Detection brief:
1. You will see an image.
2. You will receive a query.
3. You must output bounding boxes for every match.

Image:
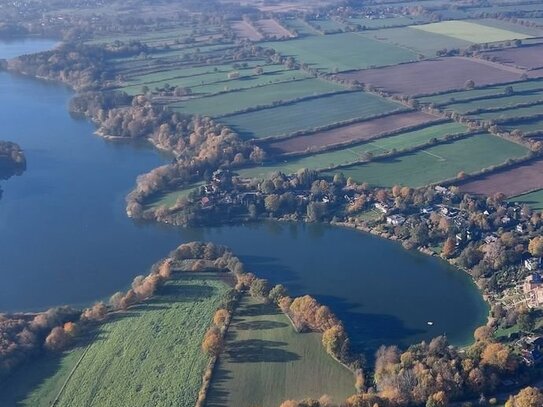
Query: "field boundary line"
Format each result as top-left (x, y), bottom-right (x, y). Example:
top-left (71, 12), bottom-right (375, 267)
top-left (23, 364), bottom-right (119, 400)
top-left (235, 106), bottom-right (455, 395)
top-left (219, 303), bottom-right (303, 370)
top-left (51, 331), bottom-right (99, 406)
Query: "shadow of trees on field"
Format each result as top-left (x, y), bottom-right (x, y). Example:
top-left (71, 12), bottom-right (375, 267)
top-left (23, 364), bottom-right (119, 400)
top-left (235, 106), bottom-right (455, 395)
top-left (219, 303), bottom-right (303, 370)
top-left (226, 339), bottom-right (300, 363)
top-left (236, 320), bottom-right (287, 331)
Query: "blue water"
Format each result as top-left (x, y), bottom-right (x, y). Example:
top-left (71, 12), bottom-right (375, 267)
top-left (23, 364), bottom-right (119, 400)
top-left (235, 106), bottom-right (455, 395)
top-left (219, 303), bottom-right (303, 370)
top-left (0, 39), bottom-right (487, 352)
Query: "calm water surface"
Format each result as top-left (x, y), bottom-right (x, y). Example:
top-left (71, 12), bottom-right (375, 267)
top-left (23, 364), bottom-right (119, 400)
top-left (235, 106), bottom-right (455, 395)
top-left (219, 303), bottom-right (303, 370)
top-left (0, 40), bottom-right (487, 353)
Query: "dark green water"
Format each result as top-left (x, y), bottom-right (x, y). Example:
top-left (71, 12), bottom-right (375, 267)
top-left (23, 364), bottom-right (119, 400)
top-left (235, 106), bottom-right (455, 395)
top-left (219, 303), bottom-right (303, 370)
top-left (0, 40), bottom-right (487, 353)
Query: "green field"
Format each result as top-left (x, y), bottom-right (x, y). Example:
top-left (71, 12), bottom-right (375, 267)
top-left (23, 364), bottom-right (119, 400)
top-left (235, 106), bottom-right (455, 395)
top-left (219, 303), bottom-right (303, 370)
top-left (443, 90), bottom-right (543, 114)
top-left (145, 181), bottom-right (205, 210)
top-left (0, 274), bottom-right (230, 407)
top-left (264, 32), bottom-right (417, 72)
top-left (472, 103), bottom-right (543, 121)
top-left (510, 189), bottom-right (543, 211)
top-left (122, 63), bottom-right (296, 96)
top-left (504, 117), bottom-right (543, 134)
top-left (236, 122), bottom-right (468, 179)
top-left (347, 16), bottom-right (425, 29)
top-left (411, 20), bottom-right (532, 43)
top-left (171, 78), bottom-right (345, 117)
top-left (417, 79), bottom-right (543, 105)
top-left (360, 26), bottom-right (472, 56)
top-left (323, 133), bottom-right (529, 187)
top-left (281, 18), bottom-right (321, 36)
top-left (309, 18), bottom-right (346, 33)
top-left (222, 92), bottom-right (403, 139)
top-left (206, 296), bottom-right (355, 407)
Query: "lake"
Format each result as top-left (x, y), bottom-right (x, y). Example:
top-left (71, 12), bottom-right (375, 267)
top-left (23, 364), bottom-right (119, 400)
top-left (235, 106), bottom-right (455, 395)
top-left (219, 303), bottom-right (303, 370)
top-left (0, 39), bottom-right (487, 353)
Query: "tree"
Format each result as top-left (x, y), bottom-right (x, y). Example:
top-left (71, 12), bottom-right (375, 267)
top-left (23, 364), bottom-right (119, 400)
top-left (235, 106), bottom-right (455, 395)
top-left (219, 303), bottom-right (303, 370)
top-left (265, 194), bottom-right (281, 214)
top-left (322, 325), bottom-right (346, 357)
top-left (506, 387), bottom-right (543, 407)
top-left (442, 237), bottom-right (456, 258)
top-left (268, 284), bottom-right (288, 303)
top-left (474, 325), bottom-right (492, 342)
top-left (481, 342), bottom-right (516, 372)
top-left (464, 79), bottom-right (475, 89)
top-left (528, 236), bottom-right (543, 257)
top-left (202, 327), bottom-right (222, 357)
top-left (426, 391), bottom-right (448, 407)
top-left (307, 202), bottom-right (326, 222)
top-left (45, 326), bottom-right (70, 351)
top-left (249, 278), bottom-right (269, 299)
top-left (213, 309), bottom-right (229, 326)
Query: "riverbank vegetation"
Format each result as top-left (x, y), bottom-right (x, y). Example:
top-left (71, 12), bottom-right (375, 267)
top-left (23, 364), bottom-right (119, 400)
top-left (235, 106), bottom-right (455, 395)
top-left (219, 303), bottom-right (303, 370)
top-left (4, 0), bottom-right (543, 405)
top-left (0, 140), bottom-right (26, 199)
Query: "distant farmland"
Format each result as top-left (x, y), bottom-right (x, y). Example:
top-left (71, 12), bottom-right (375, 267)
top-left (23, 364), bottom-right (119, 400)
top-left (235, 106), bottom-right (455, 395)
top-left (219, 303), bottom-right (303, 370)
top-left (170, 78), bottom-right (344, 117)
top-left (481, 44), bottom-right (543, 70)
top-left (338, 57), bottom-right (527, 96)
top-left (323, 134), bottom-right (528, 187)
top-left (222, 91), bottom-right (403, 139)
top-left (263, 32), bottom-right (417, 72)
top-left (206, 297), bottom-right (354, 407)
top-left (266, 111), bottom-right (443, 154)
top-left (236, 121), bottom-right (469, 179)
top-left (458, 158), bottom-right (543, 197)
top-left (232, 21), bottom-right (263, 41)
top-left (360, 26), bottom-right (472, 56)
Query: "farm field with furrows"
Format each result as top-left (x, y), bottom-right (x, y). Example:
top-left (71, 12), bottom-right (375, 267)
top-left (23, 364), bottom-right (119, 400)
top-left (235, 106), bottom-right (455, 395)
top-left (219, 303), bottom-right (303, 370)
top-left (417, 79), bottom-right (543, 105)
top-left (263, 33), bottom-right (418, 72)
top-left (236, 121), bottom-right (470, 179)
top-left (481, 44), bottom-right (543, 70)
top-left (266, 111), bottom-right (446, 154)
top-left (221, 91), bottom-right (404, 139)
top-left (458, 158), bottom-right (543, 197)
top-left (337, 57), bottom-right (528, 96)
top-left (441, 89), bottom-right (543, 114)
top-left (122, 63), bottom-right (298, 96)
top-left (170, 78), bottom-right (345, 117)
top-left (205, 296), bottom-right (355, 407)
top-left (0, 274), bottom-right (230, 407)
top-left (322, 134), bottom-right (529, 187)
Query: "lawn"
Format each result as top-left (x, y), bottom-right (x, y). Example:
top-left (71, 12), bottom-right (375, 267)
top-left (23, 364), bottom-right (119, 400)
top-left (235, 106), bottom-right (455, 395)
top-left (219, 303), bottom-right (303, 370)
top-left (206, 296), bottom-right (355, 407)
top-left (236, 121), bottom-right (468, 179)
top-left (323, 133), bottom-right (529, 187)
top-left (411, 20), bottom-right (532, 43)
top-left (0, 274), bottom-right (230, 407)
top-left (144, 181), bottom-right (205, 210)
top-left (222, 91), bottom-right (403, 139)
top-left (170, 78), bottom-right (345, 117)
top-left (263, 32), bottom-right (417, 72)
top-left (510, 189), bottom-right (543, 211)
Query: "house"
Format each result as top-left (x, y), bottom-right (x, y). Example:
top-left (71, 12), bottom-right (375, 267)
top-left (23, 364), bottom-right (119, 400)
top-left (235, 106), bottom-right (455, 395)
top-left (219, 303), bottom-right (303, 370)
top-left (484, 235), bottom-right (498, 244)
top-left (517, 224), bottom-right (527, 233)
top-left (374, 202), bottom-right (390, 214)
top-left (386, 214), bottom-right (405, 226)
top-left (420, 206), bottom-right (434, 215)
top-left (525, 257), bottom-right (542, 271)
top-left (523, 273), bottom-right (543, 307)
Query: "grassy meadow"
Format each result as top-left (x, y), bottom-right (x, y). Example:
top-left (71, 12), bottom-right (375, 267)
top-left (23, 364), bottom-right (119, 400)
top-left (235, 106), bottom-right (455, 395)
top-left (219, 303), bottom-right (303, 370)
top-left (171, 78), bottom-right (345, 117)
top-left (323, 133), bottom-right (529, 187)
top-left (206, 296), bottom-right (355, 407)
top-left (0, 274), bottom-right (230, 407)
top-left (510, 189), bottom-right (543, 211)
top-left (264, 32), bottom-right (417, 72)
top-left (222, 91), bottom-right (403, 139)
top-left (236, 122), bottom-right (468, 179)
top-left (411, 20), bottom-right (532, 43)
